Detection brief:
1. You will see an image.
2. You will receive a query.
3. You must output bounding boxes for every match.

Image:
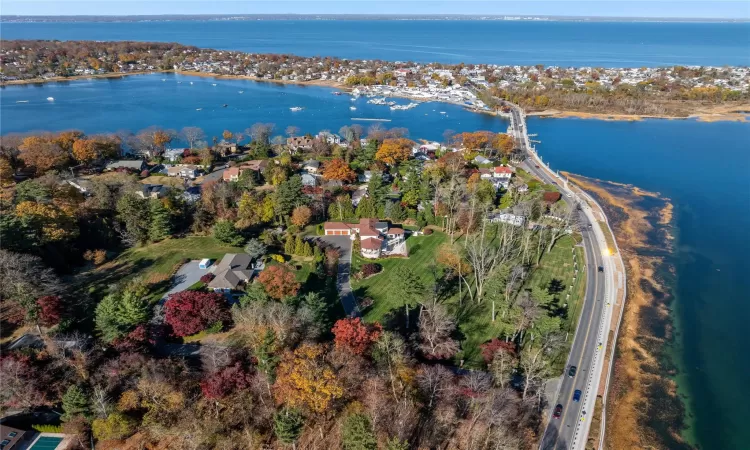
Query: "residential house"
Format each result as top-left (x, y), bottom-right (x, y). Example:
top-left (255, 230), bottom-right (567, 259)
top-left (301, 173), bottom-right (318, 187)
top-left (0, 425), bottom-right (28, 450)
top-left (208, 253), bottom-right (253, 292)
top-left (136, 184), bottom-right (168, 199)
top-left (316, 132), bottom-right (342, 145)
top-left (302, 160), bottom-right (321, 174)
top-left (474, 155), bottom-right (492, 165)
top-left (287, 136), bottom-right (314, 152)
top-left (106, 160), bottom-right (146, 172)
top-left (323, 218), bottom-right (406, 258)
top-left (164, 148), bottom-right (188, 162)
top-left (167, 165), bottom-right (202, 179)
top-left (216, 141), bottom-right (238, 156)
top-left (489, 212), bottom-right (526, 227)
top-left (222, 160), bottom-right (269, 182)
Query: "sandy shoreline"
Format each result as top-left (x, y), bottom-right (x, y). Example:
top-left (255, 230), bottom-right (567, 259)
top-left (3, 71), bottom-right (748, 123)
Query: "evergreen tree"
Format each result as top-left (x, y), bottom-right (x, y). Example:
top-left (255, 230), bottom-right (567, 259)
top-left (355, 196), bottom-right (376, 219)
top-left (328, 194), bottom-right (355, 221)
top-left (95, 293), bottom-right (123, 343)
top-left (213, 220), bottom-right (244, 246)
top-left (273, 408), bottom-right (304, 447)
top-left (149, 199), bottom-right (172, 242)
top-left (256, 329), bottom-right (280, 382)
top-left (239, 283), bottom-right (270, 306)
top-left (342, 413), bottom-right (377, 450)
top-left (117, 289), bottom-right (151, 328)
top-left (389, 201), bottom-right (406, 222)
top-left (385, 438), bottom-right (409, 450)
top-left (301, 292), bottom-right (332, 334)
top-left (62, 384), bottom-right (91, 421)
top-left (294, 235), bottom-right (304, 256)
top-left (95, 287), bottom-right (150, 343)
top-left (313, 245), bottom-right (323, 262)
top-left (116, 193), bottom-right (150, 244)
top-left (302, 241), bottom-right (313, 257)
top-left (367, 172), bottom-right (389, 207)
top-left (284, 234), bottom-right (295, 255)
top-left (275, 175), bottom-right (308, 218)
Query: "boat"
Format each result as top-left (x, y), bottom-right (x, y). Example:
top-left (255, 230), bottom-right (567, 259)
top-left (189, 82), bottom-right (194, 85)
top-left (290, 107), bottom-right (304, 112)
top-left (440, 111), bottom-right (446, 114)
top-left (212, 83), bottom-right (217, 86)
top-left (162, 78), bottom-right (166, 81)
top-left (238, 90), bottom-right (244, 94)
top-left (222, 104), bottom-right (228, 107)
top-left (350, 97), bottom-right (357, 101)
top-left (16, 100), bottom-right (29, 103)
top-left (178, 81), bottom-right (182, 84)
top-left (332, 92), bottom-right (342, 95)
top-left (196, 108), bottom-right (202, 111)
top-left (351, 118), bottom-right (391, 122)
top-left (350, 106), bottom-right (357, 111)
top-left (46, 97), bottom-right (54, 101)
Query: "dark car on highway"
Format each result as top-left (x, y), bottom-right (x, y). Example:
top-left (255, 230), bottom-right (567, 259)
top-left (553, 404), bottom-right (563, 419)
top-left (568, 366), bottom-right (577, 377)
top-left (598, 266), bottom-right (604, 273)
top-left (573, 389), bottom-right (582, 402)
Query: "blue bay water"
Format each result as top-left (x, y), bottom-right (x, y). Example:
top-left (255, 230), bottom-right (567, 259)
top-left (2, 20), bottom-right (749, 67)
top-left (2, 71), bottom-right (750, 449)
top-left (531, 118), bottom-right (750, 450)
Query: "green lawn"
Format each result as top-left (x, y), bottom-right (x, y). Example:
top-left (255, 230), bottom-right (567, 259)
top-left (75, 236), bottom-right (244, 300)
top-left (354, 232), bottom-right (449, 322)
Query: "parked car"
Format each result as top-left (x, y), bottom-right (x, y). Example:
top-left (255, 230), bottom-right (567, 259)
top-left (568, 365), bottom-right (577, 378)
top-left (553, 404), bottom-right (563, 419)
top-left (573, 389), bottom-right (582, 402)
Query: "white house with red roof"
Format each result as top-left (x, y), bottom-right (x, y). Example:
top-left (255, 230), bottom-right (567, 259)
top-left (323, 218), bottom-right (406, 258)
top-left (478, 165), bottom-right (514, 190)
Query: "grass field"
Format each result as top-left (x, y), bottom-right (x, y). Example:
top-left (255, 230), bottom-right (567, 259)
top-left (75, 236), bottom-right (244, 300)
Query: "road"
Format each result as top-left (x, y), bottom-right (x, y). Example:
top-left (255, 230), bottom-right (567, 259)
top-left (317, 235), bottom-right (358, 316)
top-left (504, 101), bottom-right (615, 449)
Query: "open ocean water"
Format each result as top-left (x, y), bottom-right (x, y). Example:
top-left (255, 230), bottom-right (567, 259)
top-left (2, 19), bottom-right (750, 449)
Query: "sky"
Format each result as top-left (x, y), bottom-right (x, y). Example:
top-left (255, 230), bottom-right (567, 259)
top-left (2, 0), bottom-right (749, 19)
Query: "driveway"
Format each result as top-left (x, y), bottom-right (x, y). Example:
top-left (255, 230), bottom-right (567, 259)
top-left (317, 235), bottom-right (358, 317)
top-left (159, 260), bottom-right (215, 305)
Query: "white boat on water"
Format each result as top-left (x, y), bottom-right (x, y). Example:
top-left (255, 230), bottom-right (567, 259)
top-left (212, 83), bottom-right (217, 86)
top-left (196, 108), bottom-right (202, 111)
top-left (16, 100), bottom-right (29, 103)
top-left (440, 111), bottom-right (446, 114)
top-left (190, 82), bottom-right (194, 85)
top-left (46, 97), bottom-right (54, 101)
top-left (238, 90), bottom-right (244, 94)
top-left (350, 106), bottom-right (357, 111)
top-left (162, 79), bottom-right (166, 81)
top-left (290, 107), bottom-right (304, 112)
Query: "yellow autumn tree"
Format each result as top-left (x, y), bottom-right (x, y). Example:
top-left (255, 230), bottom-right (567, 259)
top-left (72, 139), bottom-right (98, 163)
top-left (15, 201), bottom-right (78, 242)
top-left (273, 343), bottom-right (344, 414)
top-left (375, 138), bottom-right (414, 165)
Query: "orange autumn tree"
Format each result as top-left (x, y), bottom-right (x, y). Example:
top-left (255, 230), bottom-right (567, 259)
top-left (258, 264), bottom-right (300, 300)
top-left (493, 133), bottom-right (516, 156)
top-left (18, 136), bottom-right (69, 174)
top-left (322, 158), bottom-right (356, 183)
top-left (291, 206), bottom-right (312, 227)
top-left (273, 343), bottom-right (344, 414)
top-left (54, 130), bottom-right (84, 153)
top-left (72, 139), bottom-right (98, 163)
top-left (15, 201), bottom-right (78, 242)
top-left (375, 138), bottom-right (414, 165)
top-left (454, 131), bottom-right (491, 151)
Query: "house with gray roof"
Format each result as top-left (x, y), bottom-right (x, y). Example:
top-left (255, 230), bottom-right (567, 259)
top-left (106, 160), bottom-right (146, 172)
top-left (208, 253), bottom-right (253, 292)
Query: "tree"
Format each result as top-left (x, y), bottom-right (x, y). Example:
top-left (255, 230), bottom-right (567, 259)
top-left (15, 200), bottom-right (78, 243)
top-left (375, 138), bottom-right (413, 165)
top-left (36, 295), bottom-right (62, 326)
top-left (328, 194), bottom-right (355, 221)
top-left (301, 292), bottom-right (332, 334)
top-left (213, 220), bottom-right (244, 246)
top-left (392, 267), bottom-right (424, 328)
top-left (92, 412), bottom-right (136, 441)
top-left (416, 364), bottom-right (453, 409)
top-left (116, 193), bottom-right (150, 245)
top-left (294, 235), bottom-right (305, 256)
top-left (355, 196), bottom-right (376, 219)
top-left (275, 175), bottom-right (308, 219)
top-left (436, 243), bottom-right (473, 303)
top-left (148, 199), bottom-right (172, 242)
top-left (285, 126), bottom-right (300, 138)
top-left (342, 413), bottom-right (377, 450)
top-left (95, 287), bottom-right (151, 342)
top-left (273, 343), bottom-right (343, 414)
top-left (18, 136), bottom-right (68, 174)
top-left (417, 303), bottom-right (459, 360)
top-left (291, 205), bottom-right (312, 228)
top-left (71, 139), bottom-right (98, 163)
top-left (164, 291), bottom-right (229, 337)
top-left (322, 158), bottom-right (356, 182)
top-left (222, 130), bottom-right (233, 141)
top-left (248, 122), bottom-right (275, 146)
top-left (62, 385), bottom-right (91, 421)
top-left (244, 238), bottom-right (267, 260)
top-left (332, 318), bottom-right (382, 355)
top-left (200, 362), bottom-right (253, 400)
top-left (274, 408), bottom-right (304, 448)
top-left (258, 265), bottom-right (300, 300)
top-left (180, 126), bottom-right (205, 149)
top-left (0, 250), bottom-right (63, 320)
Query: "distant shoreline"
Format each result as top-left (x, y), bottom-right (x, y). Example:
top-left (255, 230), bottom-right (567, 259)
top-left (3, 70), bottom-right (748, 123)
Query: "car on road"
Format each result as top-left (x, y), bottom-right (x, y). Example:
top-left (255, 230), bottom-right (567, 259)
top-left (573, 389), bottom-right (582, 402)
top-left (588, 223), bottom-right (593, 228)
top-left (598, 266), bottom-right (604, 273)
top-left (568, 366), bottom-right (577, 378)
top-left (553, 404), bottom-right (563, 419)
top-left (535, 164), bottom-right (540, 168)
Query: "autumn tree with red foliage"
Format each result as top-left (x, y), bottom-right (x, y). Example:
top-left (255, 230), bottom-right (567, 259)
top-left (36, 295), bottom-right (62, 326)
top-left (111, 325), bottom-right (154, 353)
top-left (332, 318), bottom-right (382, 355)
top-left (258, 265), bottom-right (300, 300)
top-left (480, 338), bottom-right (516, 363)
top-left (164, 291), bottom-right (229, 337)
top-left (200, 362), bottom-right (253, 400)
